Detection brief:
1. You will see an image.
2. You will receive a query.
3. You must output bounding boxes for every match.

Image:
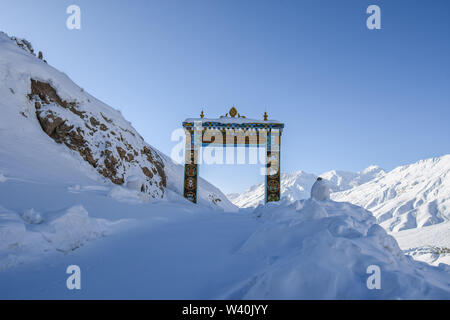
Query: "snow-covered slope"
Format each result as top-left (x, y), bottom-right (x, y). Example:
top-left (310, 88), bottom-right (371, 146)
top-left (333, 155), bottom-right (450, 231)
top-left (229, 171), bottom-right (317, 208)
top-left (0, 31), bottom-right (234, 210)
top-left (392, 221), bottom-right (450, 266)
top-left (1, 183), bottom-right (449, 299)
top-left (321, 165), bottom-right (385, 192)
top-left (230, 166), bottom-right (384, 208)
top-left (224, 199), bottom-right (450, 299)
top-left (232, 155), bottom-right (449, 233)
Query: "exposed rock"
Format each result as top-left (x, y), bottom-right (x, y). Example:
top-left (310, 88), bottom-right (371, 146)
top-left (11, 37), bottom-right (34, 55)
top-left (28, 79), bottom-right (166, 197)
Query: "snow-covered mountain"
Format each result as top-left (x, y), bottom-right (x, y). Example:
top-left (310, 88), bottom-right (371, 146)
top-left (334, 155), bottom-right (450, 232)
top-left (231, 156), bottom-right (450, 232)
top-left (230, 166), bottom-right (385, 208)
top-left (0, 31), bottom-right (235, 211)
top-left (229, 171), bottom-right (317, 208)
top-left (321, 165), bottom-right (385, 192)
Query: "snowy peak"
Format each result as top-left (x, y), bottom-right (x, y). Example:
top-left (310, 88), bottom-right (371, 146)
top-left (334, 155), bottom-right (450, 231)
top-left (230, 166), bottom-right (385, 208)
top-left (230, 170), bottom-right (318, 208)
top-left (320, 165), bottom-right (385, 192)
top-left (230, 155), bottom-right (450, 232)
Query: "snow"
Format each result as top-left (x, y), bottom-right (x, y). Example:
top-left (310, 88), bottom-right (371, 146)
top-left (0, 198), bottom-right (128, 270)
top-left (22, 208), bottom-right (43, 224)
top-left (0, 206), bottom-right (27, 251)
top-left (40, 205), bottom-right (116, 253)
top-left (223, 199), bottom-right (450, 299)
top-left (310, 178), bottom-right (331, 201)
top-left (230, 166), bottom-right (383, 208)
top-left (334, 155), bottom-right (450, 231)
top-left (231, 171), bottom-right (318, 208)
top-left (1, 181), bottom-right (449, 298)
top-left (231, 156), bottom-right (450, 232)
top-left (0, 31), bottom-right (235, 211)
top-left (392, 221), bottom-right (450, 266)
top-left (230, 156), bottom-right (450, 268)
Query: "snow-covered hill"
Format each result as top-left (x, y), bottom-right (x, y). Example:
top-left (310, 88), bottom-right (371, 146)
top-left (223, 199), bottom-right (450, 299)
top-left (230, 166), bottom-right (384, 208)
top-left (229, 171), bottom-right (317, 208)
top-left (1, 188), bottom-right (449, 299)
top-left (334, 155), bottom-right (450, 232)
top-left (321, 165), bottom-right (385, 192)
top-left (0, 31), bottom-right (234, 211)
top-left (392, 221), bottom-right (450, 266)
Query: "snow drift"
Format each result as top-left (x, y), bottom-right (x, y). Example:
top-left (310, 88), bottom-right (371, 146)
top-left (0, 204), bottom-right (124, 270)
top-left (225, 199), bottom-right (450, 299)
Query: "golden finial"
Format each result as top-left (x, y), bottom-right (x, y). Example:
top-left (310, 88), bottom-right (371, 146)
top-left (200, 110), bottom-right (204, 118)
top-left (229, 106), bottom-right (237, 118)
top-left (264, 111), bottom-right (268, 121)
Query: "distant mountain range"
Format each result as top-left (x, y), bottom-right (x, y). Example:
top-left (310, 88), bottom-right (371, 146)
top-left (228, 155), bottom-right (450, 231)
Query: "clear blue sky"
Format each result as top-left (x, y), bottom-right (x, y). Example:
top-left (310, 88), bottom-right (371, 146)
top-left (1, 0), bottom-right (449, 194)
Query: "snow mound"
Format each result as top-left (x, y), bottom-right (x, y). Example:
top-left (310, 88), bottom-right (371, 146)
top-left (41, 205), bottom-right (110, 252)
top-left (0, 206), bottom-right (26, 251)
top-left (311, 178), bottom-right (331, 201)
top-left (109, 185), bottom-right (150, 204)
top-left (0, 204), bottom-right (127, 269)
top-left (227, 199), bottom-right (450, 299)
top-left (22, 208), bottom-right (43, 224)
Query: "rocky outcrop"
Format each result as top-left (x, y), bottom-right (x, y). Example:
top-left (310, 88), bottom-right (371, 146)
top-left (28, 79), bottom-right (166, 198)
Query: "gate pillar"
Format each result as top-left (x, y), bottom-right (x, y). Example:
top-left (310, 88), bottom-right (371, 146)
top-left (183, 127), bottom-right (199, 203)
top-left (265, 129), bottom-right (281, 203)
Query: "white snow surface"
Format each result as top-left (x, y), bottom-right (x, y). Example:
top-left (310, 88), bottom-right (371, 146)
top-left (391, 221), bottom-right (450, 266)
top-left (1, 184), bottom-right (449, 299)
top-left (333, 155), bottom-right (450, 232)
top-left (223, 199), bottom-right (450, 299)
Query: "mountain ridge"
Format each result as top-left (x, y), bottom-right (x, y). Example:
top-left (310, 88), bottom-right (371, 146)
top-left (229, 155), bottom-right (450, 232)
